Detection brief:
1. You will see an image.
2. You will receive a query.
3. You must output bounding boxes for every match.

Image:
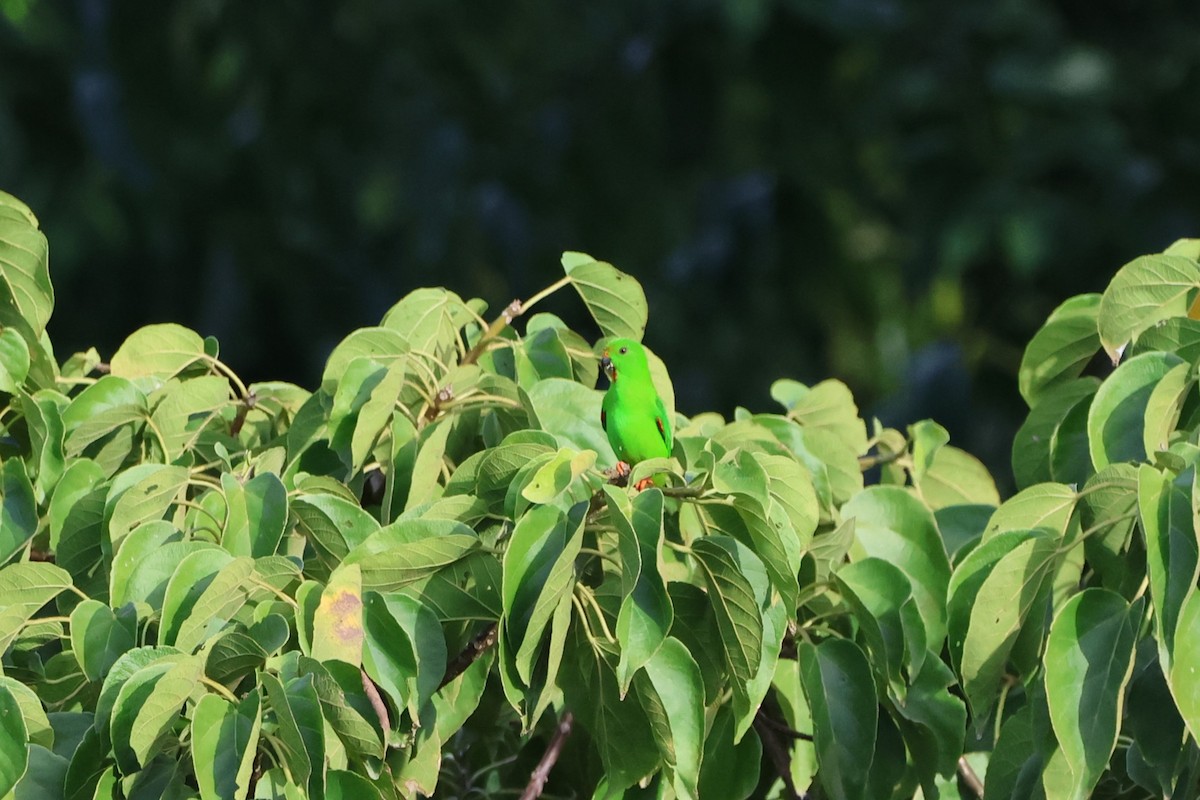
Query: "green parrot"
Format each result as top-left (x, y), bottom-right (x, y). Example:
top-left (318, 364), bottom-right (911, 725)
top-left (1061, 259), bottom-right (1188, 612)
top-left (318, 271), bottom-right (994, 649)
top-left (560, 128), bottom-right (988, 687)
top-left (600, 338), bottom-right (672, 483)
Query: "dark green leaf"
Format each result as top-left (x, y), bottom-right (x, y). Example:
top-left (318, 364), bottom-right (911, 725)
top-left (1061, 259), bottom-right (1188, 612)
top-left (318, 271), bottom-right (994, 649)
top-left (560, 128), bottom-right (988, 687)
top-left (798, 638), bottom-right (877, 800)
top-left (70, 600), bottom-right (136, 683)
top-left (1139, 464), bottom-right (1198, 670)
top-left (1045, 589), bottom-right (1139, 799)
top-left (843, 486), bottom-right (951, 650)
top-left (1020, 293), bottom-right (1101, 406)
top-left (1087, 351), bottom-right (1184, 469)
top-left (0, 458), bottom-right (37, 563)
top-left (191, 690), bottom-right (261, 800)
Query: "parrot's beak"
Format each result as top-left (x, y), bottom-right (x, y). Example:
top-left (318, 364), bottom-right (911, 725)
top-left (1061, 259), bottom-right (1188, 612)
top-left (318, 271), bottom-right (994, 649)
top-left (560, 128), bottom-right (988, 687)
top-left (601, 355), bottom-right (615, 382)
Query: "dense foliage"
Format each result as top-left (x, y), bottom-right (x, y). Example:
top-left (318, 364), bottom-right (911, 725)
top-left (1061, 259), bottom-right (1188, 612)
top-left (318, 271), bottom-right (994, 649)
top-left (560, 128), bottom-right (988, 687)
top-left (5, 2), bottom-right (1200, 484)
top-left (4, 185), bottom-right (1200, 800)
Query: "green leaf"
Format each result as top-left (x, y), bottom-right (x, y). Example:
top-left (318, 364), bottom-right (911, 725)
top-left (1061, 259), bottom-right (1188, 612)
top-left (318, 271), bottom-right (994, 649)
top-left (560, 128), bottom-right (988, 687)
top-left (1087, 350), bottom-right (1184, 469)
top-left (1079, 465), bottom-right (1140, 594)
top-left (0, 458), bottom-right (37, 563)
top-left (1012, 378), bottom-right (1098, 489)
top-left (909, 419), bottom-right (950, 480)
top-left (109, 524), bottom-right (208, 608)
top-left (758, 453), bottom-right (819, 551)
top-left (110, 323), bottom-right (208, 380)
top-left (605, 487), bottom-right (672, 693)
top-left (914, 445), bottom-right (1000, 509)
top-left (0, 679), bottom-right (50, 750)
top-left (890, 655), bottom-right (967, 787)
top-left (171, 556), bottom-right (256, 653)
top-left (311, 563), bottom-right (364, 665)
top-left (328, 358), bottom-right (405, 475)
top-left (502, 504), bottom-right (583, 704)
top-left (147, 375), bottom-right (230, 460)
top-left (1168, 590), bottom-right (1200, 745)
top-left (326, 769), bottom-right (384, 800)
top-left (381, 286), bottom-right (474, 360)
top-left (563, 252), bottom-right (648, 341)
top-left (697, 705), bottom-right (762, 800)
top-left (93, 646), bottom-right (186, 744)
top-left (111, 655), bottom-right (203, 773)
top-left (372, 593), bottom-right (446, 721)
top-left (834, 557), bottom-right (925, 696)
top-left (1045, 589), bottom-right (1139, 800)
top-left (106, 465), bottom-right (189, 549)
top-left (361, 591), bottom-right (418, 718)
top-left (1143, 359), bottom-right (1194, 455)
top-left (844, 486), bottom-right (951, 650)
top-left (798, 638), bottom-right (877, 800)
top-left (636, 637), bottom-right (705, 800)
top-left (0, 682), bottom-right (29, 797)
top-left (1132, 316), bottom-right (1200, 363)
top-left (521, 447), bottom-right (597, 505)
top-left (0, 326), bottom-right (30, 393)
top-left (220, 471), bottom-right (287, 557)
top-left (156, 549), bottom-right (235, 648)
top-left (1098, 254), bottom-right (1200, 362)
top-left (524, 378), bottom-right (615, 460)
top-left (952, 530), bottom-right (1057, 721)
top-left (291, 657), bottom-right (383, 761)
top-left (343, 518), bottom-right (480, 593)
top-left (22, 389), bottom-right (68, 500)
top-left (0, 190), bottom-right (53, 341)
top-left (61, 375), bottom-right (147, 457)
top-left (206, 617), bottom-right (289, 684)
top-left (320, 327), bottom-right (409, 391)
top-left (0, 561), bottom-right (72, 612)
top-left (770, 658), bottom-right (818, 793)
top-left (63, 725), bottom-right (110, 800)
top-left (713, 448), bottom-right (770, 507)
top-left (70, 600), bottom-right (136, 682)
top-left (983, 482), bottom-right (1078, 543)
top-left (690, 537), bottom-right (765, 703)
top-left (1125, 643), bottom-right (1186, 796)
top-left (774, 378), bottom-right (869, 455)
top-left (559, 624), bottom-right (660, 791)
top-left (260, 673), bottom-right (314, 795)
top-left (1139, 464), bottom-right (1198, 670)
top-left (293, 492), bottom-right (381, 574)
top-left (1020, 293), bottom-right (1101, 406)
top-left (191, 691), bottom-right (261, 800)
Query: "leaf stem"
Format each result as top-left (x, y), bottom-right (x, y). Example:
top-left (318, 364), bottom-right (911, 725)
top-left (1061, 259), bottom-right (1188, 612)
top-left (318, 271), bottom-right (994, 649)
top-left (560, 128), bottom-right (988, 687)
top-left (518, 710), bottom-right (574, 800)
top-left (958, 755), bottom-right (985, 799)
top-left (201, 676), bottom-right (239, 703)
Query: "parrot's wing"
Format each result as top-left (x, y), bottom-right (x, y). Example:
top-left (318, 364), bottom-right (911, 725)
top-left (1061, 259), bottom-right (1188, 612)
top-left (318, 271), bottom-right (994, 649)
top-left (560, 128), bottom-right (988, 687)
top-left (601, 408), bottom-right (607, 431)
top-left (653, 395), bottom-right (672, 449)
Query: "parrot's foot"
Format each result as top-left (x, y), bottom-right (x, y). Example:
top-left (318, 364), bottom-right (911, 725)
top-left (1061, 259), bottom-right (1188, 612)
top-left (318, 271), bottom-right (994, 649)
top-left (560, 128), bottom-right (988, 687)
top-left (633, 477), bottom-right (656, 491)
top-left (606, 461), bottom-right (632, 486)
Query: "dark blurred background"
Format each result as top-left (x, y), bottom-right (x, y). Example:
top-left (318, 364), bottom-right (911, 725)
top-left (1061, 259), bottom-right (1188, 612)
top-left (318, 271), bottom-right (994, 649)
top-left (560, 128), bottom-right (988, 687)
top-left (3, 0), bottom-right (1200, 489)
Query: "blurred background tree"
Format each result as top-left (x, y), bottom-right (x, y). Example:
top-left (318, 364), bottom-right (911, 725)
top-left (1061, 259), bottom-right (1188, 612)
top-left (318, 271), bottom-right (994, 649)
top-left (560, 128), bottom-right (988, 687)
top-left (2, 0), bottom-right (1199, 489)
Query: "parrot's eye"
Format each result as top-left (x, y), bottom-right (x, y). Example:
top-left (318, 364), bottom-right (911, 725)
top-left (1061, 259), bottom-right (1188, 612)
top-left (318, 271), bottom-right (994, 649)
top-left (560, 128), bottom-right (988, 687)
top-left (619, 346), bottom-right (628, 355)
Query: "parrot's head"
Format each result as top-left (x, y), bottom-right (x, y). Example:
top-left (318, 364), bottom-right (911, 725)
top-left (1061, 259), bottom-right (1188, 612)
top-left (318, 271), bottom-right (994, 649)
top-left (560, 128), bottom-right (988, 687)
top-left (600, 338), bottom-right (649, 384)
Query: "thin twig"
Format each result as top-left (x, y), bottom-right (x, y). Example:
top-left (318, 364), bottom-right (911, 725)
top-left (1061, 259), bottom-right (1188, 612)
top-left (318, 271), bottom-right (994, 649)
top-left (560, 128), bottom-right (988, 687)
top-left (754, 711), bottom-right (803, 800)
top-left (361, 669), bottom-right (390, 736)
top-left (857, 447), bottom-right (905, 472)
top-left (519, 711), bottom-right (575, 800)
top-left (461, 300), bottom-right (525, 366)
top-left (958, 755), bottom-right (985, 799)
top-left (230, 389), bottom-right (257, 437)
top-left (756, 710), bottom-right (814, 741)
top-left (439, 623), bottom-right (498, 690)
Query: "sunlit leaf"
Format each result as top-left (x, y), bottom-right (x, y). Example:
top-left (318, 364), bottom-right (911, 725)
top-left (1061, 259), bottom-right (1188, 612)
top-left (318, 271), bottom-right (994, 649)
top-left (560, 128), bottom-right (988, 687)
top-left (1098, 253), bottom-right (1200, 362)
top-left (1045, 590), bottom-right (1139, 800)
top-left (563, 252), bottom-right (648, 341)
